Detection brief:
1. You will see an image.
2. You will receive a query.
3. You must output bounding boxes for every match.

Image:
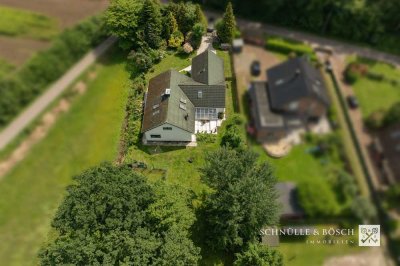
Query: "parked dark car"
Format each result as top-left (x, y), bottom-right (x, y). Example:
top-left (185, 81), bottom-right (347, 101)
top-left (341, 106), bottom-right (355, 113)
top-left (207, 17), bottom-right (215, 32)
top-left (250, 60), bottom-right (261, 76)
top-left (347, 95), bottom-right (359, 109)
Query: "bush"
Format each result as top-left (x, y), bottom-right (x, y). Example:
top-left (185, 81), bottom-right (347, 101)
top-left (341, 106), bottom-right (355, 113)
top-left (190, 23), bottom-right (205, 49)
top-left (0, 16), bottom-right (106, 127)
top-left (127, 48), bottom-right (165, 75)
top-left (265, 37), bottom-right (317, 61)
top-left (221, 128), bottom-right (243, 149)
top-left (335, 170), bottom-right (358, 205)
top-left (366, 71), bottom-right (385, 81)
top-left (298, 180), bottom-right (340, 218)
top-left (383, 102), bottom-right (400, 127)
top-left (234, 243), bottom-right (283, 266)
top-left (365, 109), bottom-right (386, 129)
top-left (196, 133), bottom-right (217, 144)
top-left (227, 113), bottom-right (245, 126)
top-left (350, 196), bottom-right (377, 223)
top-left (180, 43), bottom-right (193, 54)
top-left (168, 30), bottom-right (184, 48)
top-left (127, 50), bottom-right (154, 73)
top-left (123, 77), bottom-right (146, 149)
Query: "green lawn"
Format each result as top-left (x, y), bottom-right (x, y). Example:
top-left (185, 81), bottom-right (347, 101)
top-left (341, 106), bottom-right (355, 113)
top-left (0, 5), bottom-right (59, 40)
top-left (276, 224), bottom-right (364, 266)
top-left (348, 57), bottom-right (400, 118)
top-left (0, 50), bottom-right (129, 265)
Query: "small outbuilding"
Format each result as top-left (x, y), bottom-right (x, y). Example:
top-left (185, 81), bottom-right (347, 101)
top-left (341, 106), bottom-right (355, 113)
top-left (232, 38), bottom-right (244, 53)
top-left (276, 182), bottom-right (304, 219)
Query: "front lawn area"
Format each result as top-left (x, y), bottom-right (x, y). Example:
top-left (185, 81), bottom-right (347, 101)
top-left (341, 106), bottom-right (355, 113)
top-left (125, 49), bottom-right (236, 195)
top-left (276, 224), bottom-right (364, 266)
top-left (348, 56), bottom-right (400, 118)
top-left (261, 143), bottom-right (341, 184)
top-left (0, 49), bottom-right (129, 265)
top-left (0, 5), bottom-right (59, 40)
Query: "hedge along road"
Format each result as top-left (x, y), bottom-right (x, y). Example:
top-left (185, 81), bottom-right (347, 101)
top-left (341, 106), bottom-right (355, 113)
top-left (0, 36), bottom-right (117, 151)
top-left (205, 10), bottom-right (400, 67)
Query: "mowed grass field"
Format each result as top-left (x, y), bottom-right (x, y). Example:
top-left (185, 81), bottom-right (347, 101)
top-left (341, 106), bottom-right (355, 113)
top-left (276, 224), bottom-right (364, 266)
top-left (349, 57), bottom-right (400, 118)
top-left (0, 50), bottom-right (129, 265)
top-left (0, 5), bottom-right (59, 40)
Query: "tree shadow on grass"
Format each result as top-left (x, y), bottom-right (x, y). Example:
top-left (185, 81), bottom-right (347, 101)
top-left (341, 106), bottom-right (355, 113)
top-left (97, 45), bottom-right (128, 67)
top-left (135, 141), bottom-right (186, 155)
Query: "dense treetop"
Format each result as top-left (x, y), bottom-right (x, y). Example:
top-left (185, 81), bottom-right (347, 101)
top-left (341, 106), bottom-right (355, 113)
top-left (200, 148), bottom-right (279, 252)
top-left (39, 163), bottom-right (200, 265)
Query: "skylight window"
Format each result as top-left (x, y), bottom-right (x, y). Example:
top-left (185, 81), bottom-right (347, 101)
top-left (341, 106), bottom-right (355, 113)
top-left (180, 98), bottom-right (187, 104)
top-left (198, 90), bottom-right (203, 99)
top-left (179, 103), bottom-right (187, 110)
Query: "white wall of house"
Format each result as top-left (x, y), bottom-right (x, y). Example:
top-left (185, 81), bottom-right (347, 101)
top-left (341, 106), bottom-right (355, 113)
top-left (144, 123), bottom-right (193, 142)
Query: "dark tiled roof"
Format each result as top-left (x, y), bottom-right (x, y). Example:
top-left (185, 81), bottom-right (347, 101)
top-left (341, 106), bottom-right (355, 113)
top-left (249, 81), bottom-right (284, 128)
top-left (191, 49), bottom-right (225, 85)
top-left (142, 50), bottom-right (226, 134)
top-left (141, 70), bottom-right (195, 133)
top-left (267, 57), bottom-right (329, 110)
top-left (275, 182), bottom-right (303, 217)
top-left (179, 84), bottom-right (225, 108)
top-left (376, 123), bottom-right (400, 183)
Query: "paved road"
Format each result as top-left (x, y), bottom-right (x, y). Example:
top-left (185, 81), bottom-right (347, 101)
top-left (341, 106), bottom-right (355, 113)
top-left (206, 10), bottom-right (400, 67)
top-left (0, 37), bottom-right (117, 151)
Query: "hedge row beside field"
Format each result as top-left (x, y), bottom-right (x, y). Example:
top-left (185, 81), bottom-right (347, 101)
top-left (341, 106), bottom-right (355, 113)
top-left (0, 16), bottom-right (107, 127)
top-left (266, 37), bottom-right (317, 61)
top-left (122, 77), bottom-right (146, 153)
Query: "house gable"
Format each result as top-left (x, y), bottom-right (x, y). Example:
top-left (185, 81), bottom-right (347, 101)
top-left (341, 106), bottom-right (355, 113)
top-left (191, 49), bottom-right (225, 85)
top-left (144, 123), bottom-right (193, 142)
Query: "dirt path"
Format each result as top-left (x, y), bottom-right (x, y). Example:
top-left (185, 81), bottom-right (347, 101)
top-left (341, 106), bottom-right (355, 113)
top-left (0, 37), bottom-right (116, 151)
top-left (197, 34), bottom-right (215, 55)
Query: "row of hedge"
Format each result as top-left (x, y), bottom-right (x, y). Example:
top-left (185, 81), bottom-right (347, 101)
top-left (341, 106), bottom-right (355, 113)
top-left (265, 36), bottom-right (318, 61)
top-left (0, 16), bottom-right (107, 127)
top-left (122, 76), bottom-right (146, 153)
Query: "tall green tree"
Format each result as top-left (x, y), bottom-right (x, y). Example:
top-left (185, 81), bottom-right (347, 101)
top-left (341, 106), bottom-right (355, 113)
top-left (104, 0), bottom-right (143, 50)
top-left (168, 2), bottom-right (197, 35)
top-left (38, 163), bottom-right (200, 265)
top-left (379, 0), bottom-right (400, 34)
top-left (234, 243), bottom-right (283, 266)
top-left (217, 2), bottom-right (236, 43)
top-left (195, 4), bottom-right (208, 29)
top-left (190, 23), bottom-right (206, 49)
top-left (141, 0), bottom-right (163, 49)
top-left (201, 148), bottom-right (279, 252)
top-left (163, 11), bottom-right (178, 40)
